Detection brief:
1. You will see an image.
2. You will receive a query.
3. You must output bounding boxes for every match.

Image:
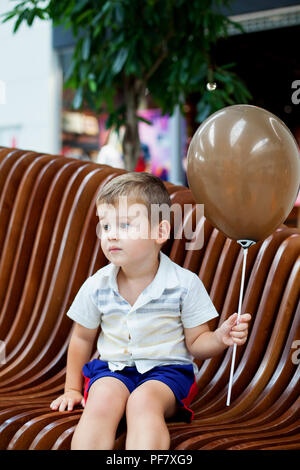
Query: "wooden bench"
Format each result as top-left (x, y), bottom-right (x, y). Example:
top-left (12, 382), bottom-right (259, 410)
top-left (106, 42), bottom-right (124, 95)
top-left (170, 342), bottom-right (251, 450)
top-left (0, 147), bottom-right (299, 450)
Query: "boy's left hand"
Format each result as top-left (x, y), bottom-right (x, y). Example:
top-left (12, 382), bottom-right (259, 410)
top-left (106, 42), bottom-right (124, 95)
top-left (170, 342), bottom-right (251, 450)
top-left (216, 312), bottom-right (251, 347)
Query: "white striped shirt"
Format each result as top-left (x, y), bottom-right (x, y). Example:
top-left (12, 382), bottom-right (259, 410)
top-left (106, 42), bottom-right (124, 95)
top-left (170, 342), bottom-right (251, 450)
top-left (67, 251), bottom-right (219, 374)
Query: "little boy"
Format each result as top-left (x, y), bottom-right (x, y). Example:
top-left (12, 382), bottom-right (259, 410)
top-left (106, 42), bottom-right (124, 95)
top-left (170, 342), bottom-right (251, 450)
top-left (50, 172), bottom-right (250, 450)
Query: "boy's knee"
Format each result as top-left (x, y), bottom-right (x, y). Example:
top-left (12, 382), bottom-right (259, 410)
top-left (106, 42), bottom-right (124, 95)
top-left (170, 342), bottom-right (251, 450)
top-left (126, 380), bottom-right (179, 422)
top-left (86, 382), bottom-right (128, 418)
top-left (126, 388), bottom-right (162, 418)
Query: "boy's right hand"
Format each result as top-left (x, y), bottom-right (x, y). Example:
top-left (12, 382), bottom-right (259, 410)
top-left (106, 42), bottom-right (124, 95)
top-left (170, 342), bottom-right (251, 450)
top-left (50, 389), bottom-right (85, 412)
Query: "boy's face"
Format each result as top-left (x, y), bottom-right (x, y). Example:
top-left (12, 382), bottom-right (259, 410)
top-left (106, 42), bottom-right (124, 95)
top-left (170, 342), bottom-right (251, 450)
top-left (97, 197), bottom-right (168, 266)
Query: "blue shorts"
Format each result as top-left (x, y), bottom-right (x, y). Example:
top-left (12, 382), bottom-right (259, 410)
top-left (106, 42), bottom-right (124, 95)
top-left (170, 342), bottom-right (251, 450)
top-left (82, 359), bottom-right (198, 423)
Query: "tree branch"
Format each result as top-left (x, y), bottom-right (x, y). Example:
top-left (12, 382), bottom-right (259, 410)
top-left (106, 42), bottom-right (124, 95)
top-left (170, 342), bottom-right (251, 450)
top-left (144, 31), bottom-right (174, 82)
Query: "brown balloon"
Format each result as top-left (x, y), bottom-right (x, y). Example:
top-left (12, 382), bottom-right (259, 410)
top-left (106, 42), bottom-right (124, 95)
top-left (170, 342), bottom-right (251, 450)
top-left (187, 105), bottom-right (300, 242)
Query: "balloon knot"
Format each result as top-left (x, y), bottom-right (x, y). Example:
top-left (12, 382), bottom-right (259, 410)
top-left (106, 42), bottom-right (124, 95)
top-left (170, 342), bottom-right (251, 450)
top-left (237, 239), bottom-right (256, 249)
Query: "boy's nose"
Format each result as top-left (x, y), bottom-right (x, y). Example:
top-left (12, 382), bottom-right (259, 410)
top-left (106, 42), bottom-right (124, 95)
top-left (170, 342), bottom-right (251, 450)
top-left (107, 228), bottom-right (119, 240)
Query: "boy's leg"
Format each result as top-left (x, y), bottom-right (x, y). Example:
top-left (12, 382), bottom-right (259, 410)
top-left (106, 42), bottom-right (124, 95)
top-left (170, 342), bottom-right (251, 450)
top-left (71, 376), bottom-right (130, 450)
top-left (125, 380), bottom-right (179, 450)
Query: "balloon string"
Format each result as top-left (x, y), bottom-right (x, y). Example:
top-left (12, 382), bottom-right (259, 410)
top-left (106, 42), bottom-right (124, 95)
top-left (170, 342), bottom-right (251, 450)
top-left (226, 247), bottom-right (248, 406)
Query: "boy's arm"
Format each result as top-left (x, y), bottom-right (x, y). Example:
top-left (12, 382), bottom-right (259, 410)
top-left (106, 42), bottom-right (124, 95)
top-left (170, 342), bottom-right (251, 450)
top-left (184, 313), bottom-right (251, 360)
top-left (65, 322), bottom-right (99, 392)
top-left (50, 322), bottom-right (98, 411)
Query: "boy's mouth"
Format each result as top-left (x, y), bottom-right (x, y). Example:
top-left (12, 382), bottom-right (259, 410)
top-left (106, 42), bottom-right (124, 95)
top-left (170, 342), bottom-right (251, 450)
top-left (109, 247), bottom-right (122, 252)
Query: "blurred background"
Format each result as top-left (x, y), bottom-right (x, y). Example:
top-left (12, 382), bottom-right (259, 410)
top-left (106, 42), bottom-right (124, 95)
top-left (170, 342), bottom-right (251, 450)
top-left (0, 0), bottom-right (300, 225)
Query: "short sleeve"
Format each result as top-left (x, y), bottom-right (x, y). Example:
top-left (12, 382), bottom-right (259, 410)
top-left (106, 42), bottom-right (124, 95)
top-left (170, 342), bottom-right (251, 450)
top-left (181, 273), bottom-right (219, 328)
top-left (66, 277), bottom-right (101, 329)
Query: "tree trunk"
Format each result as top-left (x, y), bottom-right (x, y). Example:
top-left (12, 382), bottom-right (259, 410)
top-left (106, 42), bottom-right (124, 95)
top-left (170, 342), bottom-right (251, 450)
top-left (122, 77), bottom-right (143, 171)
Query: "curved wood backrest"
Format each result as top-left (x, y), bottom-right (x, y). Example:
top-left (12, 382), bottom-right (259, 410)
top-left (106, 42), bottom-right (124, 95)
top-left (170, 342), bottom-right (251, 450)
top-left (0, 147), bottom-right (299, 450)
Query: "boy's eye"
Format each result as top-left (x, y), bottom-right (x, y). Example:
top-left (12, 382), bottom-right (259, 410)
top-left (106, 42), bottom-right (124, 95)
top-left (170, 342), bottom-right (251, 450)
top-left (120, 222), bottom-right (130, 229)
top-left (101, 222), bottom-right (129, 231)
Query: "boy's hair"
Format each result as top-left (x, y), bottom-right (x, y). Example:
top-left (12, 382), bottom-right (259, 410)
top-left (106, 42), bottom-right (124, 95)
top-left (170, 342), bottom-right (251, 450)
top-left (96, 172), bottom-right (172, 225)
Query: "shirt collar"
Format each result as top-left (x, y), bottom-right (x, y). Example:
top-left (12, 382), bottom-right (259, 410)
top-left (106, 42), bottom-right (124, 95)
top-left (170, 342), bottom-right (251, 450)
top-left (101, 250), bottom-right (179, 300)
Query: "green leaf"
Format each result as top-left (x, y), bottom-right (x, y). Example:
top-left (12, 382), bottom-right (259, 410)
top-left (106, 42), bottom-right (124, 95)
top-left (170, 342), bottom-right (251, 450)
top-left (220, 62), bottom-right (236, 71)
top-left (76, 9), bottom-right (93, 24)
top-left (225, 82), bottom-right (234, 95)
top-left (92, 7), bottom-right (108, 26)
top-left (112, 47), bottom-right (128, 75)
top-left (26, 9), bottom-right (36, 26)
top-left (35, 9), bottom-right (47, 20)
top-left (72, 0), bottom-right (88, 14)
top-left (65, 59), bottom-right (76, 82)
top-left (115, 3), bottom-right (124, 24)
top-left (137, 115), bottom-right (152, 125)
top-left (88, 79), bottom-right (97, 93)
top-left (214, 72), bottom-right (232, 83)
top-left (196, 101), bottom-right (211, 122)
top-left (82, 36), bottom-right (91, 61)
top-left (73, 87), bottom-right (83, 109)
top-left (13, 12), bottom-right (26, 33)
top-left (1, 11), bottom-right (18, 23)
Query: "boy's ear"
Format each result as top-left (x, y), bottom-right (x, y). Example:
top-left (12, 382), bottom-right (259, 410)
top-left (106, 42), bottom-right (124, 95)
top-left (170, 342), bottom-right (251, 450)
top-left (155, 219), bottom-right (171, 245)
